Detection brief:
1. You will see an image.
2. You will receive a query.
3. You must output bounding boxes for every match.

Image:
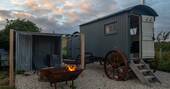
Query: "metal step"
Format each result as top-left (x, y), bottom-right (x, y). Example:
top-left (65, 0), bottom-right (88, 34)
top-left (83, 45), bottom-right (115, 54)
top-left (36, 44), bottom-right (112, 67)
top-left (129, 59), bottom-right (161, 86)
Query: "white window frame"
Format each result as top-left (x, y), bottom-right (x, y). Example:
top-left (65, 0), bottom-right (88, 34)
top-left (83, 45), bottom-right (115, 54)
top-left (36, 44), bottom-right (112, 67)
top-left (104, 21), bottom-right (117, 35)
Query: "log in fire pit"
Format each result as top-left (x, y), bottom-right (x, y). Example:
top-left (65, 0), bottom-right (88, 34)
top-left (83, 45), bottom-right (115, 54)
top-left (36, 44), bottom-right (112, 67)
top-left (40, 65), bottom-right (83, 89)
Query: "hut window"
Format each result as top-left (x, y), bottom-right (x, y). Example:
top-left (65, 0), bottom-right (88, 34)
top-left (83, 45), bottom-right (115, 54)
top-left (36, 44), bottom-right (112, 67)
top-left (104, 22), bottom-right (117, 35)
top-left (130, 28), bottom-right (137, 35)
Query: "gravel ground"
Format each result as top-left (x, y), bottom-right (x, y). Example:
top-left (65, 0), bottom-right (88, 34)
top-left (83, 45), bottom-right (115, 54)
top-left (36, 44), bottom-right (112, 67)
top-left (16, 63), bottom-right (170, 89)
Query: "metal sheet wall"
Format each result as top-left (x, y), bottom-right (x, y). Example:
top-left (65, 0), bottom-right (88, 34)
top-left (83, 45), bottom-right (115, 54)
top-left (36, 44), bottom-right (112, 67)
top-left (32, 36), bottom-right (61, 70)
top-left (15, 32), bottom-right (32, 71)
top-left (15, 32), bottom-right (62, 71)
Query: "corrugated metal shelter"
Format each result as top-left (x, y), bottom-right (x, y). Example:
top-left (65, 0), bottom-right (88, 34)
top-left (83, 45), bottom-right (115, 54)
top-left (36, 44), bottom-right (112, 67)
top-left (67, 32), bottom-right (80, 59)
top-left (80, 5), bottom-right (158, 59)
top-left (15, 31), bottom-right (62, 71)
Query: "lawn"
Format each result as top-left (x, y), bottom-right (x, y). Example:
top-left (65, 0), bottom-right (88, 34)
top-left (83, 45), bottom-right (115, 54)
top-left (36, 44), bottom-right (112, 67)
top-left (0, 86), bottom-right (15, 89)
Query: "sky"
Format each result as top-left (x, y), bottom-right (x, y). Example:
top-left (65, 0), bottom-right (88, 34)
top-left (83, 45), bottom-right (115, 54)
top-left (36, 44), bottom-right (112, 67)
top-left (0, 0), bottom-right (169, 34)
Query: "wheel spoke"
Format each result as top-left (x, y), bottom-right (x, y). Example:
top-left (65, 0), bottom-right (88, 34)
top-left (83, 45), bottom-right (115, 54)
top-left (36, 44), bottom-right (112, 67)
top-left (104, 50), bottom-right (128, 80)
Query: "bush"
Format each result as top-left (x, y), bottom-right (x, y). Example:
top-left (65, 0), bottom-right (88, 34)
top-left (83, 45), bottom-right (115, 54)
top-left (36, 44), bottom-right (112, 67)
top-left (153, 42), bottom-right (170, 72)
top-left (155, 52), bottom-right (170, 72)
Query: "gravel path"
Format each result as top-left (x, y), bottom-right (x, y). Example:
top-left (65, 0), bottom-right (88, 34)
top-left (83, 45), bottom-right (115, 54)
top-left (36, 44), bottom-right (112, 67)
top-left (16, 63), bottom-right (170, 89)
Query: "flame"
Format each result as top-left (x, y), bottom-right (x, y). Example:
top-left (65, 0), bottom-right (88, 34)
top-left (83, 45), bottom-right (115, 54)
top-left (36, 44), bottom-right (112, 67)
top-left (66, 65), bottom-right (77, 72)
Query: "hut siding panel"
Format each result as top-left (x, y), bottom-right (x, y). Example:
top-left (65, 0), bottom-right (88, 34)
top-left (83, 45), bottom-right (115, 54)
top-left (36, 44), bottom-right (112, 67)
top-left (80, 13), bottom-right (129, 57)
top-left (15, 33), bottom-right (32, 71)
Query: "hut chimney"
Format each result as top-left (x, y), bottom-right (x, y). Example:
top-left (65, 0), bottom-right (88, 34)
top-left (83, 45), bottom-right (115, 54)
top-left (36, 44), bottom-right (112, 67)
top-left (141, 0), bottom-right (145, 5)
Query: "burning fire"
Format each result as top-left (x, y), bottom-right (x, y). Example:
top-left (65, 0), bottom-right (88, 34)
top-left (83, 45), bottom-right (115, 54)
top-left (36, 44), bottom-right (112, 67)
top-left (66, 65), bottom-right (77, 72)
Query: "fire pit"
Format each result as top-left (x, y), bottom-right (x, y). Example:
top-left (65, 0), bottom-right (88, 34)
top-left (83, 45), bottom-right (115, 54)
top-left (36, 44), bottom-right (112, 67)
top-left (40, 65), bottom-right (83, 89)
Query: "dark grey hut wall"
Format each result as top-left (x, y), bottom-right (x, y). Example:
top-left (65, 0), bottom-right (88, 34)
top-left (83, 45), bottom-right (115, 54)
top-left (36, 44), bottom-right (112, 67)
top-left (80, 13), bottom-right (130, 57)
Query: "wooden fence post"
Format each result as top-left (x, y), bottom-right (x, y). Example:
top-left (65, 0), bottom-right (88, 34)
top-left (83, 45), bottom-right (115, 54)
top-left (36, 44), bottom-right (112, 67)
top-left (9, 29), bottom-right (15, 87)
top-left (80, 33), bottom-right (85, 69)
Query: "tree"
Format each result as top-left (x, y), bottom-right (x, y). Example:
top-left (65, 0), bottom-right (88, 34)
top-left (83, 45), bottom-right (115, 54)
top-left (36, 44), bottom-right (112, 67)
top-left (0, 19), bottom-right (41, 50)
top-left (157, 31), bottom-right (170, 45)
top-left (156, 31), bottom-right (170, 57)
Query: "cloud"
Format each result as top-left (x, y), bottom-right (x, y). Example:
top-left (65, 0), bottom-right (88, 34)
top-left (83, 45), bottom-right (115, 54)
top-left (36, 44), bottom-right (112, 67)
top-left (0, 10), bottom-right (13, 20)
top-left (0, 0), bottom-right (168, 35)
top-left (150, 0), bottom-right (170, 33)
top-left (11, 0), bottom-right (27, 6)
top-left (42, 0), bottom-right (64, 15)
top-left (0, 9), bottom-right (77, 33)
top-left (12, 11), bottom-right (32, 18)
top-left (0, 10), bottom-right (13, 30)
top-left (0, 0), bottom-right (128, 33)
top-left (26, 0), bottom-right (39, 10)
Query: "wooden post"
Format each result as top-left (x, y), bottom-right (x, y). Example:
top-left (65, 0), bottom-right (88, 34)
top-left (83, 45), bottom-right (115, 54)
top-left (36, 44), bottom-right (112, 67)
top-left (80, 33), bottom-right (85, 69)
top-left (9, 29), bottom-right (15, 87)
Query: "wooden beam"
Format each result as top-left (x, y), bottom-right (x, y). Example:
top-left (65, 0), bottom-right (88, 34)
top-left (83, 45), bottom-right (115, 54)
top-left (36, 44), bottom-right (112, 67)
top-left (9, 29), bottom-right (15, 87)
top-left (80, 33), bottom-right (85, 69)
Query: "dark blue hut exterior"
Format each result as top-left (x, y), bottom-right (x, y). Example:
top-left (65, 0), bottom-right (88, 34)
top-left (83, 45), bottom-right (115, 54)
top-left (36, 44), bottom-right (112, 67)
top-left (80, 5), bottom-right (158, 60)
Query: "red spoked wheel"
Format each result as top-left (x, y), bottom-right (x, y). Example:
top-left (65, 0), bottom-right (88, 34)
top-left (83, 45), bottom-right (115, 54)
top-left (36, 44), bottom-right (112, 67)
top-left (104, 50), bottom-right (129, 81)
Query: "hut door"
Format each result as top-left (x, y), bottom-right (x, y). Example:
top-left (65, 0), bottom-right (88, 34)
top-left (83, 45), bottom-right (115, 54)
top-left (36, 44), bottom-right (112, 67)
top-left (130, 15), bottom-right (140, 58)
top-left (141, 15), bottom-right (155, 59)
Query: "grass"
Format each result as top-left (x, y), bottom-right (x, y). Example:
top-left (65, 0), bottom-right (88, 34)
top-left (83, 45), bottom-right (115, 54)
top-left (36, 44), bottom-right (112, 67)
top-left (0, 86), bottom-right (16, 89)
top-left (0, 72), bottom-right (6, 80)
top-left (154, 51), bottom-right (170, 72)
top-left (0, 71), bottom-right (15, 89)
top-left (0, 71), bottom-right (8, 86)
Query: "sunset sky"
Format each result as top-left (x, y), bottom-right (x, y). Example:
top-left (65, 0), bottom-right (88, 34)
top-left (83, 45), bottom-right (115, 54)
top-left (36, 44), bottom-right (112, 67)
top-left (0, 0), bottom-right (169, 34)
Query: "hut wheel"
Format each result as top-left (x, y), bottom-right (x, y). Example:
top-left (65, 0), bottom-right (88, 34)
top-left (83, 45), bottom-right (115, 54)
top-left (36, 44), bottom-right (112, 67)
top-left (104, 50), bottom-right (129, 81)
